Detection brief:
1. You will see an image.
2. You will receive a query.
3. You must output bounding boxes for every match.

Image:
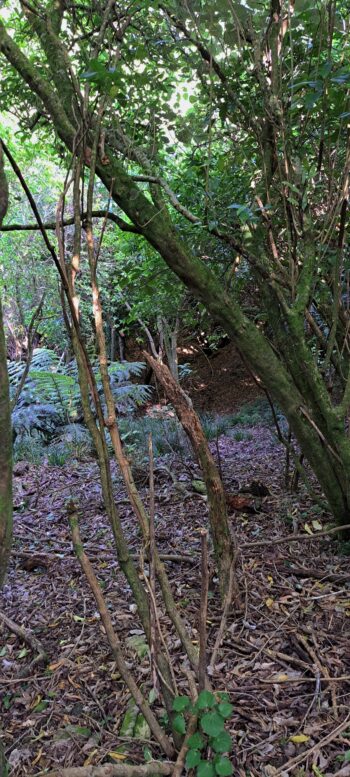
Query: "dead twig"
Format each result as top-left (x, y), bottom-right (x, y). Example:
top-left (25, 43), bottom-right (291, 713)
top-left (258, 675), bottom-right (350, 684)
top-left (275, 562), bottom-right (350, 582)
top-left (242, 522), bottom-right (350, 550)
top-left (0, 610), bottom-right (48, 674)
top-left (198, 529), bottom-right (209, 691)
top-left (43, 762), bottom-right (174, 777)
top-left (274, 715), bottom-right (350, 775)
top-left (295, 632), bottom-right (338, 718)
top-left (66, 499), bottom-right (174, 759)
top-left (171, 714), bottom-right (198, 777)
top-left (148, 433), bottom-right (158, 692)
top-left (209, 553), bottom-right (237, 672)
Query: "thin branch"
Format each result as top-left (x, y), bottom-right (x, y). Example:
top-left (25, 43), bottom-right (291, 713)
top-left (171, 714), bottom-right (198, 777)
top-left (0, 211), bottom-right (141, 234)
top-left (123, 299), bottom-right (159, 358)
top-left (274, 715), bottom-right (350, 776)
top-left (242, 522), bottom-right (350, 550)
top-left (209, 553), bottom-right (237, 672)
top-left (0, 139), bottom-right (107, 413)
top-left (198, 529), bottom-right (209, 691)
top-left (44, 763), bottom-right (174, 777)
top-left (66, 500), bottom-right (174, 759)
top-left (0, 610), bottom-right (48, 674)
top-left (10, 292), bottom-right (45, 410)
top-left (148, 432), bottom-right (158, 691)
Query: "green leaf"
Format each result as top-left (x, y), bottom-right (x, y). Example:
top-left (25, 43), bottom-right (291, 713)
top-left (303, 90), bottom-right (322, 110)
top-left (70, 726), bottom-right (91, 737)
top-left (214, 756), bottom-right (233, 776)
top-left (126, 634), bottom-right (149, 658)
top-left (173, 714), bottom-right (186, 734)
top-left (186, 749), bottom-right (201, 768)
top-left (120, 702), bottom-right (138, 736)
top-left (211, 731), bottom-right (232, 754)
top-left (188, 732), bottom-right (206, 750)
top-left (33, 700), bottom-right (49, 713)
top-left (197, 762), bottom-right (215, 777)
top-left (134, 714), bottom-right (151, 740)
top-left (192, 479), bottom-right (207, 495)
top-left (217, 692), bottom-right (230, 703)
top-left (148, 687), bottom-right (158, 704)
top-left (201, 712), bottom-right (225, 737)
top-left (143, 747), bottom-right (152, 762)
top-left (172, 696), bottom-right (190, 712)
top-left (319, 60), bottom-right (332, 79)
top-left (197, 690), bottom-right (216, 709)
top-left (217, 702), bottom-right (233, 719)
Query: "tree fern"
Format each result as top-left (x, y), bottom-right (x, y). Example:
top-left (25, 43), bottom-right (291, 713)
top-left (8, 348), bottom-right (152, 440)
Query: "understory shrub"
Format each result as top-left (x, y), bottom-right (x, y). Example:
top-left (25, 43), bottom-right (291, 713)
top-left (118, 415), bottom-right (191, 460)
top-left (13, 433), bottom-right (45, 465)
top-left (9, 348), bottom-right (153, 452)
top-left (172, 690), bottom-right (233, 777)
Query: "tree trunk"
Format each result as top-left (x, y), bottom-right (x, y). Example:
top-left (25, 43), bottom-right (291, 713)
top-left (144, 352), bottom-right (236, 596)
top-left (0, 142), bottom-right (12, 588)
top-left (0, 141), bottom-right (11, 777)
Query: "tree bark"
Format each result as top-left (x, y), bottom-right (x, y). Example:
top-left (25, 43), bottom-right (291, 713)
top-left (0, 138), bottom-right (11, 777)
top-left (144, 352), bottom-right (235, 596)
top-left (0, 141), bottom-right (12, 588)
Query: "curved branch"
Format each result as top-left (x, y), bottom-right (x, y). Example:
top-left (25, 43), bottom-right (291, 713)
top-left (0, 19), bottom-right (75, 147)
top-left (0, 211), bottom-right (141, 234)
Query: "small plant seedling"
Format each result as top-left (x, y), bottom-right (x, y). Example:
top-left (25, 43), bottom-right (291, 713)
top-left (172, 690), bottom-right (233, 776)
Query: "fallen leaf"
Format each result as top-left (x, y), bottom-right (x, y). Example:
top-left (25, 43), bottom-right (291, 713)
top-left (303, 523), bottom-right (313, 536)
top-left (108, 752), bottom-right (127, 761)
top-left (84, 749), bottom-right (98, 766)
top-left (48, 661), bottom-right (63, 671)
top-left (289, 734), bottom-right (310, 744)
top-left (31, 749), bottom-right (43, 766)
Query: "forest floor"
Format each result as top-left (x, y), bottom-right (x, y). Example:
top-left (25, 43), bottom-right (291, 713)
top-left (181, 340), bottom-right (262, 413)
top-left (1, 408), bottom-right (350, 777)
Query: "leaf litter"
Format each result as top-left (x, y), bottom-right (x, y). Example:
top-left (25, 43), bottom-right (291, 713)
top-left (1, 420), bottom-right (350, 776)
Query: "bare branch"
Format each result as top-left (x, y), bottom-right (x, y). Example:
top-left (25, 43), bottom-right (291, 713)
top-left (0, 211), bottom-right (141, 234)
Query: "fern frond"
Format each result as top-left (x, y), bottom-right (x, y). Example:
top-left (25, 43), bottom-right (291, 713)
top-left (107, 361), bottom-right (145, 382)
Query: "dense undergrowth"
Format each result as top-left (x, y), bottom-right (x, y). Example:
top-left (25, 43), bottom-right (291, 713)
top-left (13, 398), bottom-right (277, 467)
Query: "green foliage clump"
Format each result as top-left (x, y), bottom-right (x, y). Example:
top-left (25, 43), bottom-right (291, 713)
top-left (172, 690), bottom-right (233, 777)
top-left (52, 423), bottom-right (94, 461)
top-left (199, 413), bottom-right (233, 441)
top-left (13, 433), bottom-right (45, 465)
top-left (118, 415), bottom-right (191, 460)
top-left (47, 443), bottom-right (70, 467)
top-left (232, 431), bottom-right (252, 442)
top-left (9, 348), bottom-right (152, 445)
top-left (229, 399), bottom-right (273, 428)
